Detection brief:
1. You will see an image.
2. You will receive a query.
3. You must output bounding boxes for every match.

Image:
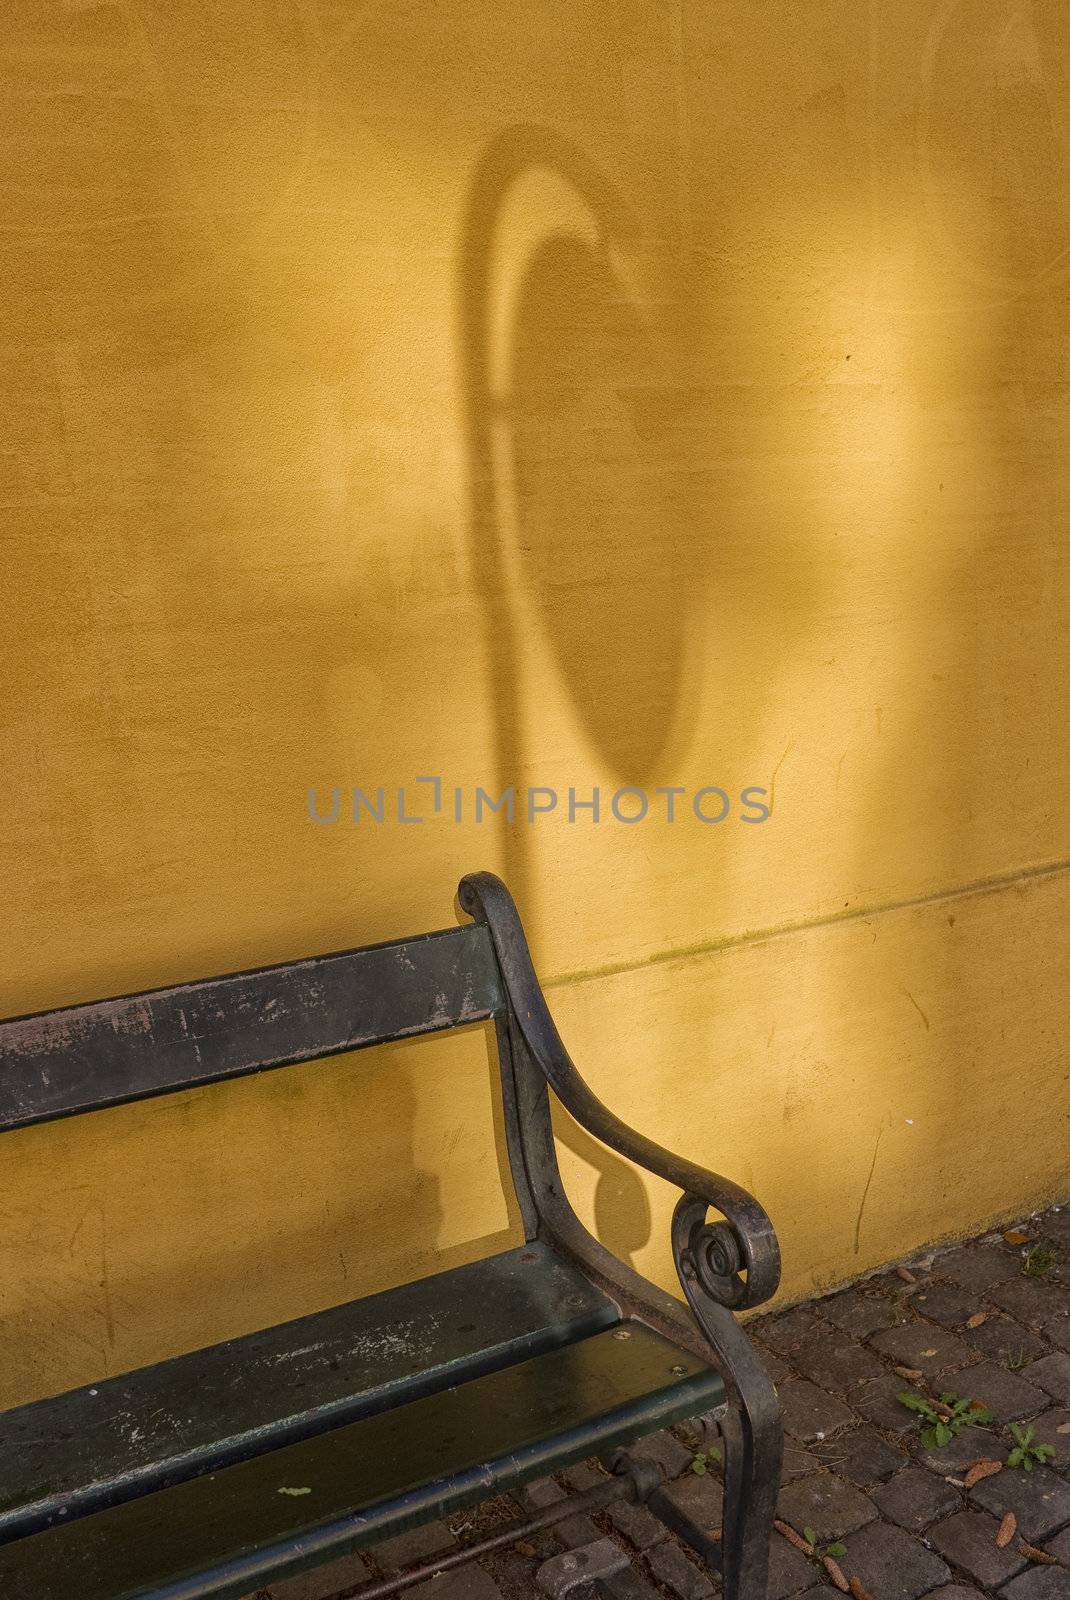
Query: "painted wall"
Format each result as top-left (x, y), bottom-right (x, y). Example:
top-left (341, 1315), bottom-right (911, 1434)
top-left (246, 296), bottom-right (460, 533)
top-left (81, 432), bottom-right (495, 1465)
top-left (2, 0), bottom-right (1069, 1407)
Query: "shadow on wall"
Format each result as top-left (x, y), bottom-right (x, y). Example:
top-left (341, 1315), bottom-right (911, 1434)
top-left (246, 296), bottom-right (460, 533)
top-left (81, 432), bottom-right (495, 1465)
top-left (456, 118), bottom-right (827, 1270)
top-left (458, 128), bottom-right (669, 1265)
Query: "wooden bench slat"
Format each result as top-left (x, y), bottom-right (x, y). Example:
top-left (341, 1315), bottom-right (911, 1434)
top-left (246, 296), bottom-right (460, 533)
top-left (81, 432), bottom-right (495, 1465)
top-left (0, 923), bottom-right (503, 1130)
top-left (0, 1324), bottom-right (725, 1600)
top-left (0, 1243), bottom-right (615, 1543)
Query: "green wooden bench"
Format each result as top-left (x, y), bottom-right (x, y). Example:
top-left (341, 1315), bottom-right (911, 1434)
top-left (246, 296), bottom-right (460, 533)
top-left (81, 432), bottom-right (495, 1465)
top-left (0, 871), bottom-right (782, 1600)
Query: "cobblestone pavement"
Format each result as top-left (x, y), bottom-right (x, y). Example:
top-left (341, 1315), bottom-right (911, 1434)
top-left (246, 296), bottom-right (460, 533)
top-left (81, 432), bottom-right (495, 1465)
top-left (245, 1205), bottom-right (1070, 1600)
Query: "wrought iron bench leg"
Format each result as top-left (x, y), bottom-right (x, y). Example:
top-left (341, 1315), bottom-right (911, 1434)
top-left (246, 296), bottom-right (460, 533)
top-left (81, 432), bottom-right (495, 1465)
top-left (719, 1374), bottom-right (783, 1600)
top-left (671, 1196), bottom-right (784, 1600)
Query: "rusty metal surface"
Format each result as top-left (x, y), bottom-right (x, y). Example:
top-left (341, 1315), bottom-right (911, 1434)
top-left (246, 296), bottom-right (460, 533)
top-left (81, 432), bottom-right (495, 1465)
top-left (0, 922), bottom-right (503, 1130)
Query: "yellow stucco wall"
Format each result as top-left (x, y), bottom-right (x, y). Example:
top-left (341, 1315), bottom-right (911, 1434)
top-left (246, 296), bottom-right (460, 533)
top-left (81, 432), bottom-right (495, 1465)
top-left (2, 0), bottom-right (1069, 1407)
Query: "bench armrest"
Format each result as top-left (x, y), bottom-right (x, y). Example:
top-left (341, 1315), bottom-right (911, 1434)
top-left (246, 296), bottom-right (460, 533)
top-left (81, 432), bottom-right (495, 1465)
top-left (459, 872), bottom-right (780, 1312)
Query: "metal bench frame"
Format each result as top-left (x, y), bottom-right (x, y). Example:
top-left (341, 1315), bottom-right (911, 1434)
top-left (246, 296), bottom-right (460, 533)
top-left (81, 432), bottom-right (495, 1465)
top-left (0, 871), bottom-right (782, 1600)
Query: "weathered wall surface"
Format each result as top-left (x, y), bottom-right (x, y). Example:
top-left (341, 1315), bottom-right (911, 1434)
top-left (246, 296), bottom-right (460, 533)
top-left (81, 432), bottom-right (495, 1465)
top-left (1, 0), bottom-right (1068, 1405)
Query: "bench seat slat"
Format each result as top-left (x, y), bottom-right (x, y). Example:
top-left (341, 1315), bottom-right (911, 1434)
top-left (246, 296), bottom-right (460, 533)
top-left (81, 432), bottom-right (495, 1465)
top-left (0, 1322), bottom-right (725, 1600)
top-left (0, 923), bottom-right (503, 1130)
top-left (0, 1243), bottom-right (615, 1543)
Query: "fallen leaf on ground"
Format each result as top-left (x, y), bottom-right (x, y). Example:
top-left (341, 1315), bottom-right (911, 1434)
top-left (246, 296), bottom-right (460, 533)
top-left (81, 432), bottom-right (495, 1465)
top-left (896, 1266), bottom-right (917, 1284)
top-left (964, 1460), bottom-right (1003, 1488)
top-left (1004, 1231), bottom-right (1029, 1246)
top-left (823, 1556), bottom-right (850, 1592)
top-left (966, 1312), bottom-right (988, 1329)
top-left (921, 1349), bottom-right (938, 1358)
top-left (773, 1520), bottom-right (814, 1556)
top-left (894, 1366), bottom-right (924, 1381)
top-left (1057, 1423), bottom-right (1070, 1435)
top-left (514, 1541), bottom-right (538, 1559)
top-left (1018, 1542), bottom-right (1057, 1565)
top-left (997, 1512), bottom-right (1017, 1548)
top-left (849, 1578), bottom-right (875, 1600)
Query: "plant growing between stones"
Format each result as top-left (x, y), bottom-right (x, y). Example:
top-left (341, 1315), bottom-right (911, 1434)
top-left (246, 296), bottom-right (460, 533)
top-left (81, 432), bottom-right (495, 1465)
top-left (1022, 1241), bottom-right (1059, 1280)
top-left (891, 1287), bottom-right (916, 1326)
top-left (803, 1526), bottom-right (847, 1563)
top-left (897, 1388), bottom-right (994, 1449)
top-left (1006, 1423), bottom-right (1055, 1472)
top-left (689, 1445), bottom-right (721, 1475)
top-left (1005, 1345), bottom-right (1032, 1371)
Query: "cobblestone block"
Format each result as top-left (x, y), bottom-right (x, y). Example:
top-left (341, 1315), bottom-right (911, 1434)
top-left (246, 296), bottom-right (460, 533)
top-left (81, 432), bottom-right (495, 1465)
top-left (1044, 1313), bottom-right (1070, 1354)
top-left (791, 1335), bottom-right (884, 1393)
top-left (961, 1361), bottom-right (1049, 1421)
top-left (782, 1442), bottom-right (821, 1481)
top-left (915, 1423), bottom-right (1001, 1474)
top-left (776, 1472), bottom-right (878, 1539)
top-left (553, 1514), bottom-right (602, 1550)
top-left (913, 1286), bottom-right (988, 1329)
top-left (966, 1317), bottom-right (1047, 1367)
top-left (822, 1290), bottom-right (897, 1341)
top-left (828, 1427), bottom-right (905, 1487)
top-left (645, 1540), bottom-right (715, 1600)
top-left (760, 1310), bottom-right (827, 1355)
top-left (1000, 1568), bottom-right (1070, 1600)
top-left (604, 1498), bottom-right (668, 1551)
top-left (970, 1463), bottom-right (1070, 1542)
top-left (778, 1379), bottom-right (855, 1442)
top-left (989, 1281), bottom-right (1070, 1329)
top-left (519, 1478), bottom-right (601, 1553)
top-left (520, 1480), bottom-right (566, 1513)
top-left (1039, 1212), bottom-right (1070, 1248)
top-left (873, 1467), bottom-right (961, 1531)
top-left (1025, 1353), bottom-right (1070, 1404)
top-left (628, 1429), bottom-right (694, 1479)
top-left (561, 1463), bottom-right (605, 1494)
top-left (869, 1324), bottom-right (975, 1374)
top-left (660, 1471), bottom-right (724, 1532)
top-left (936, 1249), bottom-right (1020, 1294)
top-left (928, 1511), bottom-right (1030, 1589)
top-left (851, 1375), bottom-right (931, 1435)
top-left (1046, 1523), bottom-right (1070, 1563)
top-left (834, 1518), bottom-right (950, 1600)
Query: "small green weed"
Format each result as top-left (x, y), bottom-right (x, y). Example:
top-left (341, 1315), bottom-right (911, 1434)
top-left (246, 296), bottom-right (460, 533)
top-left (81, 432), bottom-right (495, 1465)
top-left (690, 1446), bottom-right (722, 1476)
top-left (897, 1389), bottom-right (994, 1450)
top-left (1005, 1346), bottom-right (1032, 1371)
top-left (1006, 1423), bottom-right (1055, 1472)
top-left (804, 1527), bottom-right (846, 1562)
top-left (1023, 1242), bottom-right (1059, 1280)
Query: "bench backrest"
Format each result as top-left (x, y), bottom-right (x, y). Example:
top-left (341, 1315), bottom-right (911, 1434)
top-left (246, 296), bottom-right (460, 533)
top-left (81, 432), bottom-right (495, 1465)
top-left (0, 923), bottom-right (505, 1132)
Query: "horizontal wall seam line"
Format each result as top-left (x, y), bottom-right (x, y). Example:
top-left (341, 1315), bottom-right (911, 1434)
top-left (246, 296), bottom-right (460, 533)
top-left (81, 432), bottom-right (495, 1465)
top-left (542, 856), bottom-right (1070, 992)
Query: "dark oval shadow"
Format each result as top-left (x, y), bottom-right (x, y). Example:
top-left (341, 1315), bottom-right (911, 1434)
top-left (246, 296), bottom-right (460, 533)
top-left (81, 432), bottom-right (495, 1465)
top-left (510, 231), bottom-right (687, 784)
